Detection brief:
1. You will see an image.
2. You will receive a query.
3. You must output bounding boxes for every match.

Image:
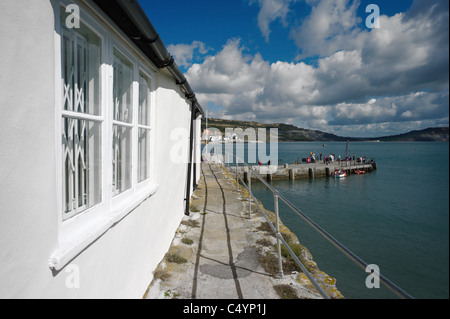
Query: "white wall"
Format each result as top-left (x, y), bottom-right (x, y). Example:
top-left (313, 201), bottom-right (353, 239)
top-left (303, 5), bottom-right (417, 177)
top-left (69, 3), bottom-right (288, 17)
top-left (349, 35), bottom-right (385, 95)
top-left (0, 0), bottom-right (195, 298)
top-left (195, 115), bottom-right (203, 185)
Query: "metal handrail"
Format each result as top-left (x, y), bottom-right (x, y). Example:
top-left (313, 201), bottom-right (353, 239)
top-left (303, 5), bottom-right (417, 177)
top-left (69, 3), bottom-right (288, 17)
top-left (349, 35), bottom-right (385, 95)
top-left (218, 153), bottom-right (330, 299)
top-left (217, 152), bottom-right (414, 299)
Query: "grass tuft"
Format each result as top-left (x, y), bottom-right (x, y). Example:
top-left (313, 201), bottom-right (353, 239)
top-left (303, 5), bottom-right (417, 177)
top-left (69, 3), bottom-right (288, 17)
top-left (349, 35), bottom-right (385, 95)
top-left (274, 284), bottom-right (299, 299)
top-left (166, 253), bottom-right (187, 264)
top-left (181, 237), bottom-right (194, 245)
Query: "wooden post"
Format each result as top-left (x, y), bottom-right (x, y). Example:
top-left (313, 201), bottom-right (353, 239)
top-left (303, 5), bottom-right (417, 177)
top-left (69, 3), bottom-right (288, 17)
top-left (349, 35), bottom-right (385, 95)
top-left (289, 169), bottom-right (295, 181)
top-left (248, 169), bottom-right (252, 219)
top-left (235, 159), bottom-right (239, 190)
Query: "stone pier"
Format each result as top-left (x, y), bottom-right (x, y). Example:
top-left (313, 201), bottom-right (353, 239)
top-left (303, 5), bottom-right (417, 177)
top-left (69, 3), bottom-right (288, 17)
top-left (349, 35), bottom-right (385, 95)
top-left (239, 161), bottom-right (376, 183)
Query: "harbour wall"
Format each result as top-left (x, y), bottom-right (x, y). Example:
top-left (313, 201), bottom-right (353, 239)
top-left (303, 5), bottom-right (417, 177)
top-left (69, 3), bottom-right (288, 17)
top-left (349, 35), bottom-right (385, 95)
top-left (236, 161), bottom-right (377, 183)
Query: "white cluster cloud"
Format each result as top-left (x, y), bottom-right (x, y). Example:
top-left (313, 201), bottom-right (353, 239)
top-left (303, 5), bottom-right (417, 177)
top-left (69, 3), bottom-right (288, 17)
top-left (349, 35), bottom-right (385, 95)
top-left (250, 0), bottom-right (299, 42)
top-left (291, 0), bottom-right (363, 59)
top-left (167, 41), bottom-right (210, 68)
top-left (173, 0), bottom-right (449, 137)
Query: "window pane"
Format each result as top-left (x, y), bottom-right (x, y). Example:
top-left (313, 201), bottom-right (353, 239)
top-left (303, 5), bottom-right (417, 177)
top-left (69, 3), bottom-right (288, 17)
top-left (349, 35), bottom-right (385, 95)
top-left (62, 118), bottom-right (102, 217)
top-left (138, 128), bottom-right (150, 182)
top-left (113, 49), bottom-right (133, 123)
top-left (61, 9), bottom-right (101, 116)
top-left (61, 7), bottom-right (102, 220)
top-left (112, 125), bottom-right (132, 195)
top-left (139, 72), bottom-right (151, 126)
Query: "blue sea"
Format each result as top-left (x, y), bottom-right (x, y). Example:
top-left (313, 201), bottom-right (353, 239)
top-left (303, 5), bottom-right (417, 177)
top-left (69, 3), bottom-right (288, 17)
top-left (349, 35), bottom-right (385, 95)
top-left (205, 141), bottom-right (449, 299)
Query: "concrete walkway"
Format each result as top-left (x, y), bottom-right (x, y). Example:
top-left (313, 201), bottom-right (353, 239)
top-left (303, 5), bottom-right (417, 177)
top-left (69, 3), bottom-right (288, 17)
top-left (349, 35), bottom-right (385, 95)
top-left (145, 162), bottom-right (343, 299)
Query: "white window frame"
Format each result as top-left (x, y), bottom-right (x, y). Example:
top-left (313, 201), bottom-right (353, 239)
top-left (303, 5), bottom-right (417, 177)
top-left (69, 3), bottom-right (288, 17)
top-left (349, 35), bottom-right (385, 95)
top-left (111, 45), bottom-right (135, 198)
top-left (137, 69), bottom-right (154, 183)
top-left (60, 20), bottom-right (104, 221)
top-left (51, 1), bottom-right (158, 271)
top-left (109, 41), bottom-right (157, 209)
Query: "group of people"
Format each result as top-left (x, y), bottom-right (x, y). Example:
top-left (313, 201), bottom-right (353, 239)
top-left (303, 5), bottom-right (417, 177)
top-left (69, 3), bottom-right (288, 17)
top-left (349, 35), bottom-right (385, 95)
top-left (318, 152), bottom-right (367, 164)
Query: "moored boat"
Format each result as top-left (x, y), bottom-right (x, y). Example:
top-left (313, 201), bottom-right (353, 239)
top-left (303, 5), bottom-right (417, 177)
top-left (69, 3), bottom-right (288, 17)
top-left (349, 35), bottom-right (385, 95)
top-left (333, 169), bottom-right (346, 178)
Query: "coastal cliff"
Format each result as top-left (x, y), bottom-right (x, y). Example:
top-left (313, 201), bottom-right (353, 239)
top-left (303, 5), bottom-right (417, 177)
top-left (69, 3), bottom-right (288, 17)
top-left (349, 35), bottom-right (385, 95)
top-left (202, 117), bottom-right (449, 142)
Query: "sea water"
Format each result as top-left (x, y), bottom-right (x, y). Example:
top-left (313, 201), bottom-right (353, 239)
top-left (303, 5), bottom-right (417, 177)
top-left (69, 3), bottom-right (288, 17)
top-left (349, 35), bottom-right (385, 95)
top-left (204, 141), bottom-right (449, 298)
top-left (248, 141), bottom-right (449, 299)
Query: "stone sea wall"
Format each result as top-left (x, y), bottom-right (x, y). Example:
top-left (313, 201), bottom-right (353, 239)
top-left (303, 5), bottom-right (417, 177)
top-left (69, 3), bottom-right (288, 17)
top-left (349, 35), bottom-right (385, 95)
top-left (223, 166), bottom-right (344, 299)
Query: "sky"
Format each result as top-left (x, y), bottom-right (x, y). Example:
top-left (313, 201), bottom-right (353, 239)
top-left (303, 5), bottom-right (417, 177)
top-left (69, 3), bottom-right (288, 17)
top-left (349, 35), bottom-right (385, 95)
top-left (137, 0), bottom-right (449, 137)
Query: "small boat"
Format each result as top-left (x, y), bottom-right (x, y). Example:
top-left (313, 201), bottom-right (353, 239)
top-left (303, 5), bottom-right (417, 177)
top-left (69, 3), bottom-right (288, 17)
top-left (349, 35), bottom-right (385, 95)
top-left (333, 169), bottom-right (346, 178)
top-left (355, 170), bottom-right (365, 175)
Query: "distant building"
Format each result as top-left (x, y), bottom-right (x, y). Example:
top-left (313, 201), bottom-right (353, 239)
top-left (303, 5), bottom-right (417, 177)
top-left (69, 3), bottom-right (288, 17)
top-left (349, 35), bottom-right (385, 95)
top-left (202, 129), bottom-right (223, 142)
top-left (0, 0), bottom-right (203, 298)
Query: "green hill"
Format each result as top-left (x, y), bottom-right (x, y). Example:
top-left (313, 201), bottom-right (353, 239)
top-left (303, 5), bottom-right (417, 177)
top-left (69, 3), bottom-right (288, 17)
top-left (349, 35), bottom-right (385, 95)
top-left (375, 127), bottom-right (449, 142)
top-left (202, 118), bottom-right (349, 142)
top-left (201, 118), bottom-right (449, 142)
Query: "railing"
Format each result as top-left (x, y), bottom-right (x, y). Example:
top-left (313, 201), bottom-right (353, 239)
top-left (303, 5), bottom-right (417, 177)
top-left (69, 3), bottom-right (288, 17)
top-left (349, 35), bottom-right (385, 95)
top-left (217, 152), bottom-right (413, 299)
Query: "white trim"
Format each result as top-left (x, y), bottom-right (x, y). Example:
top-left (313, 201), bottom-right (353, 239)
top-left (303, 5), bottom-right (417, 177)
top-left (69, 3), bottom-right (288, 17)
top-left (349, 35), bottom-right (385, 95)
top-left (49, 183), bottom-right (159, 271)
top-left (112, 120), bottom-right (134, 128)
top-left (54, 2), bottom-right (63, 245)
top-left (61, 110), bottom-right (104, 122)
top-left (138, 124), bottom-right (152, 130)
top-left (56, 0), bottom-right (108, 219)
top-left (137, 68), bottom-right (153, 183)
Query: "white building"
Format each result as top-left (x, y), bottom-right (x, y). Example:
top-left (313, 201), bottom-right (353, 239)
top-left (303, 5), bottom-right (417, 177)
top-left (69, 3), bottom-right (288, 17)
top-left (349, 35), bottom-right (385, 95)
top-left (0, 0), bottom-right (203, 298)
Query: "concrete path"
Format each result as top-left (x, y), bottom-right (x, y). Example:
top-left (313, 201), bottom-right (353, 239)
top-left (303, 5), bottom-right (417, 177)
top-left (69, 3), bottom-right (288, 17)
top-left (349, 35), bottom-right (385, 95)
top-left (145, 162), bottom-right (342, 299)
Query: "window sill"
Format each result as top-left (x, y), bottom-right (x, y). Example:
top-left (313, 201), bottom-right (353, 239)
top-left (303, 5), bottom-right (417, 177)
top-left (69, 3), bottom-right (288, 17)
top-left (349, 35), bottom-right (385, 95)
top-left (49, 183), bottom-right (159, 271)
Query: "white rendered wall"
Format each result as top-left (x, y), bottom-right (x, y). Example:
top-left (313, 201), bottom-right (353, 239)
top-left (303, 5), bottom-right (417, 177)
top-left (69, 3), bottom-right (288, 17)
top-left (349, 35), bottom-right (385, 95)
top-left (0, 0), bottom-right (194, 298)
top-left (194, 115), bottom-right (202, 185)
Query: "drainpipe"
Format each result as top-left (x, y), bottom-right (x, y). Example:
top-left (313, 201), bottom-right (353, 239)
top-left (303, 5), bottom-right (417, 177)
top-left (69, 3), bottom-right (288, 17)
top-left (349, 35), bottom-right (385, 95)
top-left (185, 103), bottom-right (196, 216)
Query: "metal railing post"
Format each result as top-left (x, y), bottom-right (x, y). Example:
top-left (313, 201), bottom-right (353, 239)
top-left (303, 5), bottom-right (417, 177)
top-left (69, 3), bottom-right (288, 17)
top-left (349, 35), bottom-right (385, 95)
top-left (235, 158), bottom-right (239, 190)
top-left (248, 169), bottom-right (252, 219)
top-left (274, 193), bottom-right (284, 278)
top-left (218, 151), bottom-right (412, 299)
